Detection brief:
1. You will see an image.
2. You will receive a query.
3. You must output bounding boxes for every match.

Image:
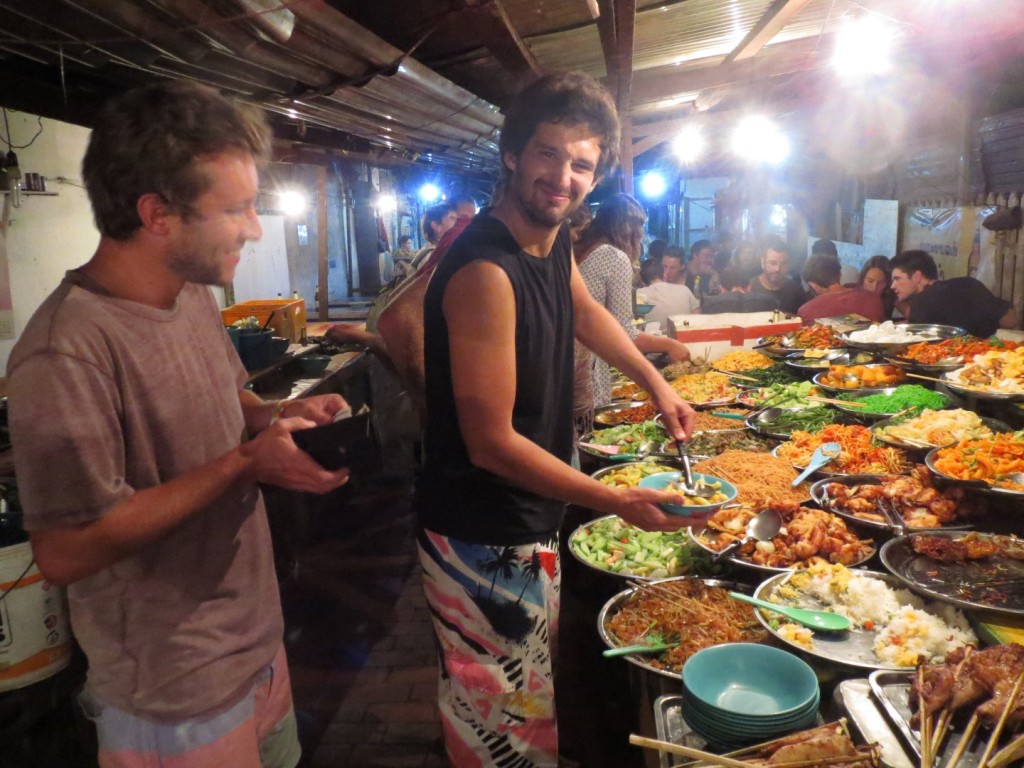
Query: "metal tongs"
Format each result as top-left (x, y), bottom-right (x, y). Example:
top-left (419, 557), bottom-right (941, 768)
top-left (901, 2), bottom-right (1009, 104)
top-left (879, 497), bottom-right (907, 536)
top-left (674, 435), bottom-right (715, 499)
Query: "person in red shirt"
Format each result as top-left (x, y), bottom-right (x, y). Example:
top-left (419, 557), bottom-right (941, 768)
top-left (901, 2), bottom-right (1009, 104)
top-left (798, 252), bottom-right (884, 324)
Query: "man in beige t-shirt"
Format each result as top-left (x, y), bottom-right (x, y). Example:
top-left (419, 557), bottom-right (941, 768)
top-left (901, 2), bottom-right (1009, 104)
top-left (7, 82), bottom-right (350, 768)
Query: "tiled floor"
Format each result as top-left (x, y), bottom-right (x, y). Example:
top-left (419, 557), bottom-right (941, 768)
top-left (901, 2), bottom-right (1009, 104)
top-left (279, 468), bottom-right (650, 768)
top-left (2, 448), bottom-right (653, 768)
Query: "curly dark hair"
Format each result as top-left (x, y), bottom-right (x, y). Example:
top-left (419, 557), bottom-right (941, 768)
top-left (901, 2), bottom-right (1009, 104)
top-left (499, 72), bottom-right (620, 181)
top-left (83, 80), bottom-right (271, 240)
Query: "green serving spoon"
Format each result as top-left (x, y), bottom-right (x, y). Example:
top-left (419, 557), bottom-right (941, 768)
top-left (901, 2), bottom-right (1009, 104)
top-left (728, 592), bottom-right (851, 632)
top-left (603, 640), bottom-right (679, 658)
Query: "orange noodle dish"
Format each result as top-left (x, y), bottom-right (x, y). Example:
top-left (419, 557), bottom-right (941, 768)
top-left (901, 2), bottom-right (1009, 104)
top-left (932, 432), bottom-right (1024, 491)
top-left (692, 450), bottom-right (811, 507)
top-left (776, 424), bottom-right (911, 475)
top-left (603, 579), bottom-right (768, 672)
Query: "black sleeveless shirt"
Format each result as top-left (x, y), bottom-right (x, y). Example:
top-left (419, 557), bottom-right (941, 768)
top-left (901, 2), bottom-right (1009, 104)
top-left (416, 213), bottom-right (575, 545)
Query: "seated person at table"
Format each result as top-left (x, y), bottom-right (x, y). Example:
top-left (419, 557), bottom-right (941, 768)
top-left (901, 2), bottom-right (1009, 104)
top-left (890, 249), bottom-right (1017, 337)
top-left (638, 264), bottom-right (701, 328)
top-left (855, 254), bottom-right (898, 319)
top-left (798, 252), bottom-right (885, 324)
top-left (748, 236), bottom-right (807, 314)
top-left (683, 239), bottom-right (722, 303)
top-left (701, 266), bottom-right (781, 314)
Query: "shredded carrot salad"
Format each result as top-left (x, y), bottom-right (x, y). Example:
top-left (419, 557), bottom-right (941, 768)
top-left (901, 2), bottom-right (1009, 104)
top-left (777, 424), bottom-right (911, 475)
top-left (933, 432), bottom-right (1024, 491)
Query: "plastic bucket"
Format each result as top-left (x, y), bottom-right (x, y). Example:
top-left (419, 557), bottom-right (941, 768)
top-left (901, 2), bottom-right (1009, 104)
top-left (0, 542), bottom-right (72, 692)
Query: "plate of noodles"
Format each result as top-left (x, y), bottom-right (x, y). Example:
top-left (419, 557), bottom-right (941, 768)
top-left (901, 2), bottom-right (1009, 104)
top-left (598, 577), bottom-right (767, 680)
top-left (690, 450), bottom-right (815, 508)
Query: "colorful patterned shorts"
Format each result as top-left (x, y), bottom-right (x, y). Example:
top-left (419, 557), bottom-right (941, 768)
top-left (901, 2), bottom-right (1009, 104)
top-left (418, 528), bottom-right (561, 768)
top-left (79, 644), bottom-right (299, 768)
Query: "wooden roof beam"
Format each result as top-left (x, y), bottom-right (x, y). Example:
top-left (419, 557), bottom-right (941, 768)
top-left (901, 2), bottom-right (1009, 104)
top-left (631, 36), bottom-right (823, 106)
top-left (460, 0), bottom-right (543, 88)
top-left (725, 0), bottom-right (817, 63)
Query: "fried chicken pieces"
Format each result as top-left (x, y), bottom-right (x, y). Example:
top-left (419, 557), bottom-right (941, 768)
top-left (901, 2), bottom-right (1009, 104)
top-left (746, 723), bottom-right (878, 766)
top-left (912, 644), bottom-right (1024, 729)
top-left (824, 465), bottom-right (984, 529)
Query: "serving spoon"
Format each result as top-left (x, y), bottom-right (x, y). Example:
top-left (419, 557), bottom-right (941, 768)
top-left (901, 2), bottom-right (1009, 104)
top-left (712, 507), bottom-right (783, 562)
top-left (791, 442), bottom-right (841, 487)
top-left (727, 592), bottom-right (852, 632)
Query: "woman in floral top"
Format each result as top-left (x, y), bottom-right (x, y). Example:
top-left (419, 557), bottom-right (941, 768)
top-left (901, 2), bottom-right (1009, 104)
top-left (576, 194), bottom-right (692, 407)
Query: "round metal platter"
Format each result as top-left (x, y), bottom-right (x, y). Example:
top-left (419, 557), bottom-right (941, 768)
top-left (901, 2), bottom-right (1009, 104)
top-left (837, 324), bottom-right (967, 353)
top-left (568, 513), bottom-right (699, 581)
top-left (771, 443), bottom-right (910, 479)
top-left (753, 570), bottom-right (923, 671)
top-left (593, 401), bottom-right (657, 428)
top-left (784, 350), bottom-right (876, 375)
top-left (880, 532), bottom-right (1024, 618)
top-left (654, 412), bottom-right (750, 434)
top-left (745, 407), bottom-right (837, 440)
top-left (882, 353), bottom-right (965, 374)
top-left (811, 368), bottom-right (907, 396)
top-left (828, 388), bottom-right (907, 422)
top-left (754, 337), bottom-right (796, 358)
top-left (577, 428), bottom-right (667, 462)
top-left (925, 445), bottom-right (1024, 498)
top-left (686, 515), bottom-right (872, 575)
top-left (809, 475), bottom-right (974, 533)
top-left (590, 460), bottom-right (685, 485)
top-left (939, 372), bottom-right (1024, 402)
top-left (597, 577), bottom-right (759, 682)
top-left (871, 414), bottom-right (1013, 451)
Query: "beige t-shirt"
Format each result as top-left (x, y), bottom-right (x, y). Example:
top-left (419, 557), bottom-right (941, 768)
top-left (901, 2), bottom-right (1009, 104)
top-left (7, 272), bottom-right (282, 721)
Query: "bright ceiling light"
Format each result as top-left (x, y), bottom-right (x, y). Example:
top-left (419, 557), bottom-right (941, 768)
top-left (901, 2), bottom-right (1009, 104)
top-left (376, 193), bottom-right (398, 213)
top-left (731, 115), bottom-right (790, 165)
top-left (418, 182), bottom-right (441, 203)
top-left (278, 190), bottom-right (306, 217)
top-left (833, 15), bottom-right (898, 78)
top-left (671, 125), bottom-right (704, 164)
top-left (639, 171), bottom-right (668, 199)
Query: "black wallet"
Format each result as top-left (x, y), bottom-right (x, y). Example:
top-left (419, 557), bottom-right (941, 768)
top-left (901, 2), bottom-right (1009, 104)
top-left (290, 411), bottom-right (379, 473)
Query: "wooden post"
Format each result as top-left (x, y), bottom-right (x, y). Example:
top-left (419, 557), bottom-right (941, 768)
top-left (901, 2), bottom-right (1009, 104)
top-left (620, 117), bottom-right (633, 195)
top-left (317, 166), bottom-right (329, 321)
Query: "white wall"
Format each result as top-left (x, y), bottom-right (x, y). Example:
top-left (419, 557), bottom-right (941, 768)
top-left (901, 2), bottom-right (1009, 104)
top-left (0, 111), bottom-right (99, 373)
top-left (0, 109), bottom-right (295, 374)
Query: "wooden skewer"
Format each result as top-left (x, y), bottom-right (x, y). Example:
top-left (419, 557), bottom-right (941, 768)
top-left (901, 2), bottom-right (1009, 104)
top-left (724, 371), bottom-right (760, 382)
top-left (932, 647), bottom-right (974, 757)
top-left (978, 671), bottom-right (1024, 768)
top-left (987, 732), bottom-right (1024, 768)
top-left (945, 713), bottom-right (979, 768)
top-left (807, 395), bottom-right (869, 407)
top-left (629, 734), bottom-right (761, 767)
top-left (672, 720), bottom-right (851, 765)
top-left (919, 666), bottom-right (932, 768)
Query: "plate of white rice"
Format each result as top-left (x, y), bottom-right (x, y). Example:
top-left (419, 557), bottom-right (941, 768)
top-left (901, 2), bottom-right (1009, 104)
top-left (752, 561), bottom-right (976, 670)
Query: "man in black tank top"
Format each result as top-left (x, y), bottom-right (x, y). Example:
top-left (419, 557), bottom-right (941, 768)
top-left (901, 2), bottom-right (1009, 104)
top-left (416, 72), bottom-right (699, 767)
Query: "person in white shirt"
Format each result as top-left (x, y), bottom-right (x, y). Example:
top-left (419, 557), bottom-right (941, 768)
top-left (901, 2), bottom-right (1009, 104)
top-left (638, 275), bottom-right (700, 329)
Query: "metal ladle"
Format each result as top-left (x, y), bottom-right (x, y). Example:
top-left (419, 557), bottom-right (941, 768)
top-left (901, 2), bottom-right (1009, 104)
top-left (712, 507), bottom-right (783, 562)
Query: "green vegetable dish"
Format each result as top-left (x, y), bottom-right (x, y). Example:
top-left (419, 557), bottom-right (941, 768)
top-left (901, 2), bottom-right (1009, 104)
top-left (837, 384), bottom-right (950, 415)
top-left (570, 516), bottom-right (712, 578)
top-left (586, 421), bottom-right (666, 447)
